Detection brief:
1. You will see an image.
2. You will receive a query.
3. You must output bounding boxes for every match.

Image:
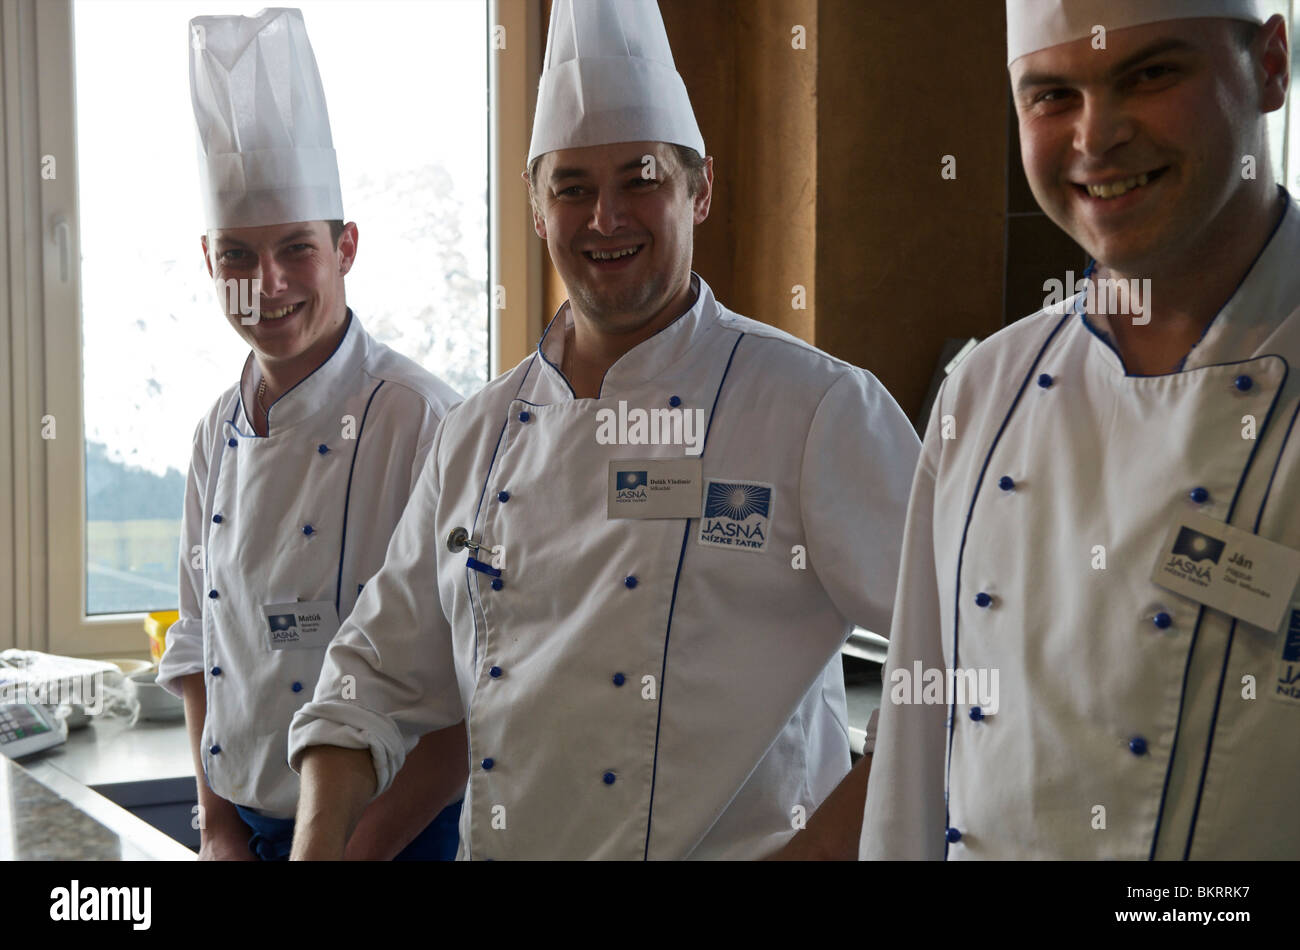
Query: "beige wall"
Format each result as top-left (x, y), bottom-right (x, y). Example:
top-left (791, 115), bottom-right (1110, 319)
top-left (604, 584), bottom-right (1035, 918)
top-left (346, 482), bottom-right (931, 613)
top-left (537, 0), bottom-right (1012, 423)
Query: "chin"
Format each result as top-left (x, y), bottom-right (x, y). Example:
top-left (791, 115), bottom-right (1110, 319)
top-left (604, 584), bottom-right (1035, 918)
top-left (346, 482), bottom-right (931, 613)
top-left (251, 332), bottom-right (307, 359)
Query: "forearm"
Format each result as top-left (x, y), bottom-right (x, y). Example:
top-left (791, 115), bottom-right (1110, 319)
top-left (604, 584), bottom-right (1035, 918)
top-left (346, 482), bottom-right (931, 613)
top-left (344, 721), bottom-right (468, 860)
top-left (291, 745), bottom-right (378, 860)
top-left (178, 673), bottom-right (245, 833)
top-left (769, 752), bottom-right (872, 861)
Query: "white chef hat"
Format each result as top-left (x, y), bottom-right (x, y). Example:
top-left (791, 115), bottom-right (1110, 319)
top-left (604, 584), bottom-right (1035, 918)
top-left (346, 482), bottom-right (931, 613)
top-left (189, 7), bottom-right (344, 230)
top-left (527, 0), bottom-right (705, 168)
top-left (1007, 0), bottom-right (1270, 65)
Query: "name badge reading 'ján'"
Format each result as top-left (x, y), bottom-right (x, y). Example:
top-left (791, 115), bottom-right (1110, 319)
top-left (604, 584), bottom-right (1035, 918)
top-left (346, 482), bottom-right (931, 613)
top-left (1152, 511), bottom-right (1300, 633)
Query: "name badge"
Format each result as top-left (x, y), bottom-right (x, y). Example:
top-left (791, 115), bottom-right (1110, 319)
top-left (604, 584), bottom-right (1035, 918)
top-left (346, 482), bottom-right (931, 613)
top-left (607, 459), bottom-right (703, 520)
top-left (1151, 512), bottom-right (1300, 633)
top-left (261, 600), bottom-right (340, 651)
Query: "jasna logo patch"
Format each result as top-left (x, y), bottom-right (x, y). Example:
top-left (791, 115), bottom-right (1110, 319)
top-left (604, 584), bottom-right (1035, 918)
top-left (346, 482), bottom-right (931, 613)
top-left (267, 613), bottom-right (301, 643)
top-left (616, 470), bottom-right (649, 501)
top-left (698, 479), bottom-right (772, 552)
top-left (1273, 608), bottom-right (1300, 706)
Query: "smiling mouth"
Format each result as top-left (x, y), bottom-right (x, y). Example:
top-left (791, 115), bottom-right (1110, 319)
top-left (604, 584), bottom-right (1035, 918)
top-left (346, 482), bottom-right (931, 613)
top-left (584, 245), bottom-right (644, 262)
top-left (260, 301), bottom-right (305, 320)
top-left (1076, 168), bottom-right (1167, 200)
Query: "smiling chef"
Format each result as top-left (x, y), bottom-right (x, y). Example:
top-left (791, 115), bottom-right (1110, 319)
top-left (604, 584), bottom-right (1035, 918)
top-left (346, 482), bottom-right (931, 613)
top-left (156, 7), bottom-right (467, 861)
top-left (285, 0), bottom-right (920, 860)
top-left (858, 0), bottom-right (1300, 859)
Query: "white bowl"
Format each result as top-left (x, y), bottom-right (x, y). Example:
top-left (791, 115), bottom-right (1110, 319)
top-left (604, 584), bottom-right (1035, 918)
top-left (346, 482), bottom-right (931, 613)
top-left (104, 657), bottom-right (154, 677)
top-left (127, 670), bottom-right (185, 722)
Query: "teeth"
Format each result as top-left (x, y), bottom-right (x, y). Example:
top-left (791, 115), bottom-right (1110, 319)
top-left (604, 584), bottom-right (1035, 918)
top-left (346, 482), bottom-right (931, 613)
top-left (261, 302), bottom-right (300, 319)
top-left (589, 246), bottom-right (640, 261)
top-left (1087, 172), bottom-right (1151, 199)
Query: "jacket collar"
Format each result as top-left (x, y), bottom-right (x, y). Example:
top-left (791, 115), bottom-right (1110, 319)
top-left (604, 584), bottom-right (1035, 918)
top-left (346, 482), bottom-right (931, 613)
top-left (1081, 189), bottom-right (1300, 373)
top-left (1183, 190), bottom-right (1300, 369)
top-left (534, 273), bottom-right (719, 399)
top-left (236, 309), bottom-right (369, 433)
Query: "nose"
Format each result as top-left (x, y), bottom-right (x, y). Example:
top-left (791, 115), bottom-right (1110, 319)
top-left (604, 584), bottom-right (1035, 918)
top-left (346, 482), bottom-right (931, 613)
top-left (1072, 92), bottom-right (1135, 160)
top-left (255, 251), bottom-right (289, 299)
top-left (588, 185), bottom-right (629, 236)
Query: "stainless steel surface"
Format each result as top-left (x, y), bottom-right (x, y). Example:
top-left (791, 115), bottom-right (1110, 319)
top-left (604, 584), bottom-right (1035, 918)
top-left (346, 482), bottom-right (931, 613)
top-left (844, 653), bottom-right (883, 758)
top-left (842, 627), bottom-right (888, 665)
top-left (29, 714), bottom-right (192, 788)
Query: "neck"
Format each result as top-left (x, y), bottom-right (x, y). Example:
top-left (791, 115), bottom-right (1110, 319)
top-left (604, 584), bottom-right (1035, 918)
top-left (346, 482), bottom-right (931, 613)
top-left (1099, 184), bottom-right (1285, 375)
top-left (564, 274), bottom-right (696, 399)
top-left (247, 309), bottom-right (350, 432)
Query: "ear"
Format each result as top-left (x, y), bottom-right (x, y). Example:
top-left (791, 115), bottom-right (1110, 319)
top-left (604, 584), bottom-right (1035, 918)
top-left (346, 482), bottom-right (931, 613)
top-left (337, 221), bottom-right (359, 277)
top-left (521, 169), bottom-right (549, 240)
top-left (1256, 14), bottom-right (1290, 115)
top-left (693, 157), bottom-right (714, 226)
top-left (201, 234), bottom-right (214, 278)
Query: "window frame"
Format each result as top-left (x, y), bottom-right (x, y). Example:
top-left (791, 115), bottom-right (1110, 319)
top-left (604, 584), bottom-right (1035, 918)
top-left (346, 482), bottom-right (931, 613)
top-left (2, 0), bottom-right (537, 657)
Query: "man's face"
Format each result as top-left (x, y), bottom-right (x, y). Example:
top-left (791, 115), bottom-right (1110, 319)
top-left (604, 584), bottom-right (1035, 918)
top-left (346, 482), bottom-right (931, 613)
top-left (201, 219), bottom-right (357, 363)
top-left (1011, 17), bottom-right (1286, 275)
top-left (529, 141), bottom-right (712, 334)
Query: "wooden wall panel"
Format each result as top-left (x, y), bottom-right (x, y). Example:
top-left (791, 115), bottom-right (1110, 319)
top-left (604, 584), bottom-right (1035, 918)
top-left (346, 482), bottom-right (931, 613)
top-left (533, 0), bottom-right (1012, 424)
top-left (813, 0), bottom-right (1008, 423)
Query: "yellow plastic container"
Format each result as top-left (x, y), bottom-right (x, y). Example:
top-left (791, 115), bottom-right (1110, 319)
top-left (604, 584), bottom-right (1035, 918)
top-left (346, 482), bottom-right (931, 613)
top-left (144, 610), bottom-right (179, 662)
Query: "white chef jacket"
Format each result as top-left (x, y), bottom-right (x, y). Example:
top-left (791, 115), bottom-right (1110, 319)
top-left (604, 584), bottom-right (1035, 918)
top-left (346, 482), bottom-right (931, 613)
top-left (861, 191), bottom-right (1300, 860)
top-left (158, 312), bottom-right (461, 819)
top-left (288, 275), bottom-right (920, 859)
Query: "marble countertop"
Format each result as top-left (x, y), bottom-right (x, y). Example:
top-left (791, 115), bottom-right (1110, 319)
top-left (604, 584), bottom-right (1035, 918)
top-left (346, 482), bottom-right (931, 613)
top-left (1, 753), bottom-right (193, 860)
top-left (2, 709), bottom-right (195, 861)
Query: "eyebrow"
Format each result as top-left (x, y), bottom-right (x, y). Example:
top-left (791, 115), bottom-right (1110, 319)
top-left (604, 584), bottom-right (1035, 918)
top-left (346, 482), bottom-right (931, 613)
top-left (1015, 37), bottom-right (1197, 93)
top-left (214, 228), bottom-right (318, 250)
top-left (549, 157), bottom-right (650, 182)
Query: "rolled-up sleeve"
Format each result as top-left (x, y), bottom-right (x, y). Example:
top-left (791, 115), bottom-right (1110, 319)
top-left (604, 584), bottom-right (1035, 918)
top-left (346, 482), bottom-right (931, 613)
top-left (859, 383), bottom-right (950, 860)
top-left (158, 416), bottom-right (211, 697)
top-left (288, 417), bottom-right (463, 797)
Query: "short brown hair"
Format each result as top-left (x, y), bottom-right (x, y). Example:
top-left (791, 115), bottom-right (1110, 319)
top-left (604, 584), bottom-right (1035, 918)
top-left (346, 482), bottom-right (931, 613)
top-left (526, 143), bottom-right (707, 212)
top-left (326, 219), bottom-right (344, 247)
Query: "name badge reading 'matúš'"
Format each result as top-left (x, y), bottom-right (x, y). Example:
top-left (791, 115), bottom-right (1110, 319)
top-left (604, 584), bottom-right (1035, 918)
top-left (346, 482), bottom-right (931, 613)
top-left (262, 600), bottom-right (340, 651)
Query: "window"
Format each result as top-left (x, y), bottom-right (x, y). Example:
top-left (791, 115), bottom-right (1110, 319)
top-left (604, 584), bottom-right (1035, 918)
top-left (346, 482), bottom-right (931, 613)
top-left (73, 0), bottom-right (490, 616)
top-left (1285, 0), bottom-right (1300, 189)
top-left (8, 0), bottom-right (541, 656)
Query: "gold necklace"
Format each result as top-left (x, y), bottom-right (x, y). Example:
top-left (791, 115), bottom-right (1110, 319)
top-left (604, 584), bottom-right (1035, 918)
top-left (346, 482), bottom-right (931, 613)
top-left (257, 376), bottom-right (270, 418)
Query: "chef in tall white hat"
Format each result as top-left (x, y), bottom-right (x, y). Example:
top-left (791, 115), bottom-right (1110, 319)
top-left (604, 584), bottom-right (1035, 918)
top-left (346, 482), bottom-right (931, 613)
top-left (157, 7), bottom-right (467, 861)
top-left (856, 0), bottom-right (1300, 859)
top-left (287, 0), bottom-right (919, 860)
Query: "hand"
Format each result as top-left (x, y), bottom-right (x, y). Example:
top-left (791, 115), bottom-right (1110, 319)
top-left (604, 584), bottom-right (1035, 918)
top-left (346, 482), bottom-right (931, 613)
top-left (198, 818), bottom-right (257, 861)
top-left (290, 824), bottom-right (348, 861)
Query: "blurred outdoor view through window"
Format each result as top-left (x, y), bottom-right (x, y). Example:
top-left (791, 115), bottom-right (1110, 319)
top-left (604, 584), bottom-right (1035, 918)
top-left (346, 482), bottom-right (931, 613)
top-left (75, 0), bottom-right (489, 614)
